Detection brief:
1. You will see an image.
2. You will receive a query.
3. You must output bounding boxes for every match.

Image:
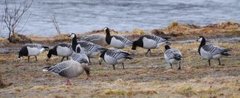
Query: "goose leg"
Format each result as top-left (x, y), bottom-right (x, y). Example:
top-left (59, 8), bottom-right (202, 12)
top-left (170, 63), bottom-right (173, 69)
top-left (145, 49), bottom-right (151, 56)
top-left (218, 58), bottom-right (221, 65)
top-left (61, 57), bottom-right (65, 62)
top-left (66, 79), bottom-right (72, 85)
top-left (112, 65), bottom-right (116, 70)
top-left (88, 57), bottom-right (92, 65)
top-left (178, 61), bottom-right (181, 70)
top-left (35, 56), bottom-right (38, 61)
top-left (28, 56), bottom-right (30, 62)
top-left (122, 63), bottom-right (125, 69)
top-left (208, 59), bottom-right (211, 66)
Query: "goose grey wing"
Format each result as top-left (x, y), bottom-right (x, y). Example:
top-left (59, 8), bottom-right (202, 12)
top-left (165, 49), bottom-right (182, 60)
top-left (48, 62), bottom-right (71, 74)
top-left (144, 35), bottom-right (167, 43)
top-left (202, 44), bottom-right (224, 55)
top-left (113, 36), bottom-right (133, 45)
top-left (106, 50), bottom-right (131, 59)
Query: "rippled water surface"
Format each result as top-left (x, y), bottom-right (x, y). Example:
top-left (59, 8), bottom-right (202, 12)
top-left (0, 0), bottom-right (240, 36)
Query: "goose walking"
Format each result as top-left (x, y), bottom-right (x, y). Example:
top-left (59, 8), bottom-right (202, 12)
top-left (104, 27), bottom-right (132, 49)
top-left (197, 36), bottom-right (230, 66)
top-left (18, 43), bottom-right (49, 62)
top-left (100, 48), bottom-right (133, 70)
top-left (43, 59), bottom-right (90, 85)
top-left (70, 33), bottom-right (104, 63)
top-left (132, 35), bottom-right (169, 55)
top-left (47, 43), bottom-right (73, 61)
top-left (164, 45), bottom-right (182, 70)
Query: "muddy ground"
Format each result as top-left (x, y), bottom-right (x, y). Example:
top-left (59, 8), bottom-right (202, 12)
top-left (0, 37), bottom-right (240, 98)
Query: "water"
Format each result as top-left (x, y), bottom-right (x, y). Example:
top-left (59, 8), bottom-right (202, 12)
top-left (0, 0), bottom-right (240, 37)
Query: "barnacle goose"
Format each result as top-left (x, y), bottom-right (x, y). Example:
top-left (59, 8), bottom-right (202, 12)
top-left (70, 44), bottom-right (89, 64)
top-left (43, 59), bottom-right (90, 85)
top-left (99, 48), bottom-right (133, 70)
top-left (47, 43), bottom-right (73, 61)
top-left (132, 35), bottom-right (169, 55)
top-left (197, 36), bottom-right (230, 66)
top-left (164, 45), bottom-right (182, 70)
top-left (104, 27), bottom-right (132, 49)
top-left (18, 43), bottom-right (49, 62)
top-left (70, 33), bottom-right (104, 63)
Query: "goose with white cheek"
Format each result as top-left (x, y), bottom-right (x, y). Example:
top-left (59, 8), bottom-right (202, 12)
top-left (164, 45), bottom-right (182, 70)
top-left (43, 59), bottom-right (90, 85)
top-left (99, 48), bottom-right (133, 70)
top-left (104, 27), bottom-right (132, 49)
top-left (197, 36), bottom-right (230, 66)
top-left (47, 43), bottom-right (73, 61)
top-left (18, 43), bottom-right (49, 62)
top-left (132, 35), bottom-right (170, 55)
top-left (69, 33), bottom-right (104, 63)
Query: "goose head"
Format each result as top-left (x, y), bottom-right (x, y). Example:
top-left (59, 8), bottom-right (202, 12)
top-left (197, 36), bottom-right (205, 42)
top-left (69, 33), bottom-right (77, 38)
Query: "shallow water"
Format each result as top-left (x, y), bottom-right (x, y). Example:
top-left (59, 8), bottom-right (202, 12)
top-left (0, 0), bottom-right (240, 37)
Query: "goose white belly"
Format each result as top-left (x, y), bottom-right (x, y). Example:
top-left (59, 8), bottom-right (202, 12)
top-left (27, 47), bottom-right (42, 56)
top-left (104, 54), bottom-right (117, 65)
top-left (57, 46), bottom-right (72, 56)
top-left (110, 37), bottom-right (124, 48)
top-left (142, 37), bottom-right (157, 49)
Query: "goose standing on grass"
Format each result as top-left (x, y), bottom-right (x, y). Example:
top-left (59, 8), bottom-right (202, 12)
top-left (164, 45), bottom-right (182, 70)
top-left (18, 44), bottom-right (49, 62)
top-left (47, 43), bottom-right (73, 61)
top-left (132, 35), bottom-right (170, 55)
top-left (99, 48), bottom-right (133, 70)
top-left (197, 36), bottom-right (230, 66)
top-left (70, 33), bottom-right (104, 63)
top-left (43, 59), bottom-right (90, 85)
top-left (104, 27), bottom-right (132, 49)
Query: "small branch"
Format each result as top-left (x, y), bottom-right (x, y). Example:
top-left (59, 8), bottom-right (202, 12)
top-left (51, 15), bottom-right (61, 35)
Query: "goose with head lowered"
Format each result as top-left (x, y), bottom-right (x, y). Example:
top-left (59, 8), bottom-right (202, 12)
top-left (197, 36), bottom-right (230, 66)
top-left (43, 59), bottom-right (90, 85)
top-left (164, 45), bottom-right (182, 70)
top-left (132, 35), bottom-right (170, 55)
top-left (69, 33), bottom-right (104, 63)
top-left (99, 48), bottom-right (133, 70)
top-left (104, 27), bottom-right (132, 49)
top-left (47, 43), bottom-right (73, 61)
top-left (18, 43), bottom-right (49, 62)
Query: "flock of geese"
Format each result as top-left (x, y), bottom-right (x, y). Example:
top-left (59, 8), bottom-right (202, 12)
top-left (17, 27), bottom-right (230, 85)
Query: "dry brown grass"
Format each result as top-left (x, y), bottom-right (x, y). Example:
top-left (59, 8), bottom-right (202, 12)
top-left (0, 38), bottom-right (239, 98)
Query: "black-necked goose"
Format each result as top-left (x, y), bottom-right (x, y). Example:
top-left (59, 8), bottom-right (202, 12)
top-left (132, 35), bottom-right (169, 55)
top-left (70, 33), bottom-right (104, 63)
top-left (47, 43), bottom-right (73, 61)
top-left (18, 44), bottom-right (49, 62)
top-left (164, 45), bottom-right (182, 70)
top-left (104, 27), bottom-right (132, 49)
top-left (197, 36), bottom-right (230, 66)
top-left (99, 48), bottom-right (133, 70)
top-left (43, 59), bottom-right (90, 85)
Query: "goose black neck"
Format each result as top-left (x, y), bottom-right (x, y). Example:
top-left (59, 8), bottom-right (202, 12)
top-left (198, 37), bottom-right (206, 54)
top-left (72, 36), bottom-right (78, 45)
top-left (165, 45), bottom-right (171, 50)
top-left (105, 29), bottom-right (112, 44)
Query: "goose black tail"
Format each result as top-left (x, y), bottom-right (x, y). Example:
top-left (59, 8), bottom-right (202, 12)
top-left (221, 49), bottom-right (231, 56)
